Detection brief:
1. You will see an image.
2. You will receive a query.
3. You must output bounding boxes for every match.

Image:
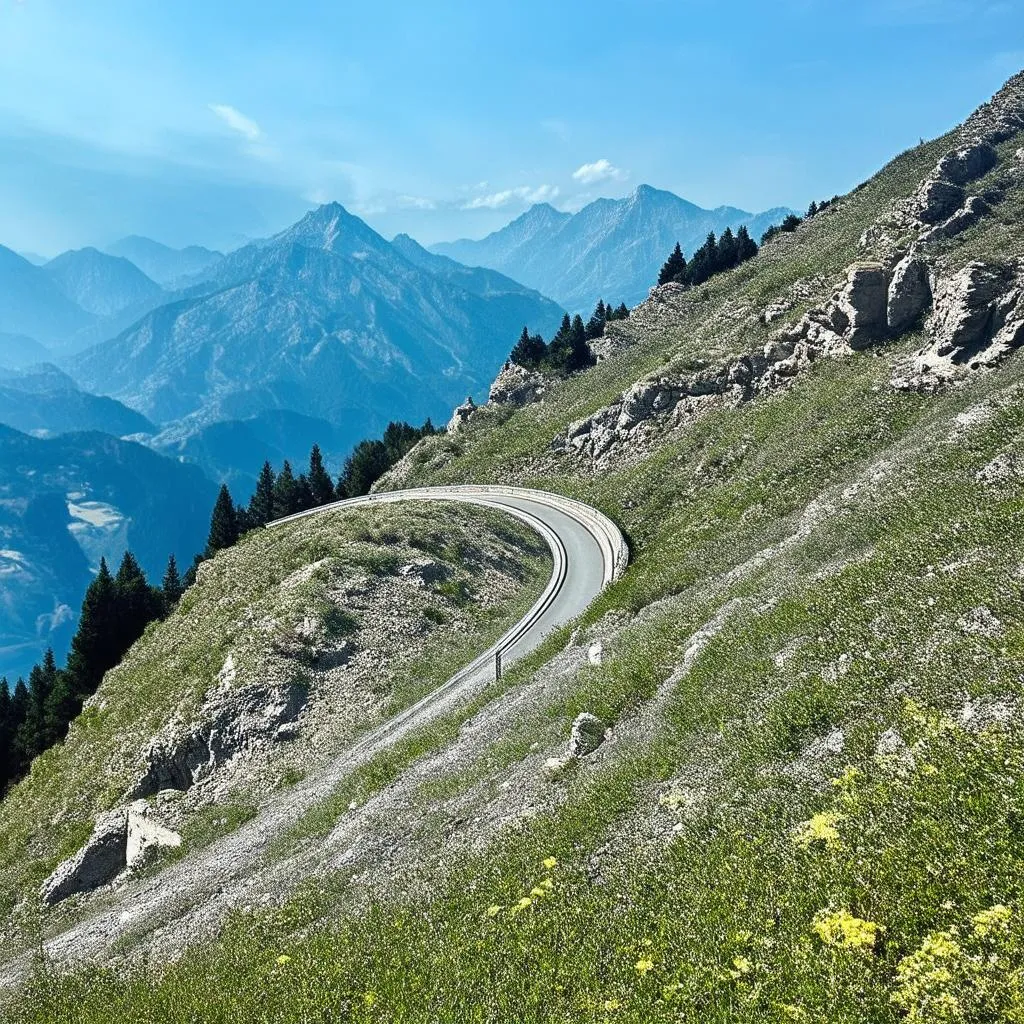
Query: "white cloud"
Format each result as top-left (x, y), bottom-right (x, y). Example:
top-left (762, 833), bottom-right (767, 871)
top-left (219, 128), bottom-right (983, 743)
top-left (462, 184), bottom-right (559, 210)
top-left (572, 159), bottom-right (627, 185)
top-left (397, 194), bottom-right (436, 210)
top-left (209, 103), bottom-right (262, 142)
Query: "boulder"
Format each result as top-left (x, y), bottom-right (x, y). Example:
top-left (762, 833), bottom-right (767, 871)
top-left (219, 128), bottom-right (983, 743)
top-left (488, 362), bottom-right (546, 408)
top-left (935, 141), bottom-right (998, 186)
top-left (40, 808), bottom-right (129, 906)
top-left (446, 397), bottom-right (477, 434)
top-left (887, 254), bottom-right (932, 333)
top-left (913, 178), bottom-right (966, 224)
top-left (835, 263), bottom-right (890, 348)
top-left (569, 713), bottom-right (607, 757)
top-left (930, 262), bottom-right (1014, 361)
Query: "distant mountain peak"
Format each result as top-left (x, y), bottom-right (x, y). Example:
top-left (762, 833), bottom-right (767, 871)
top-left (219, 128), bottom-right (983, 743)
top-left (431, 185), bottom-right (795, 309)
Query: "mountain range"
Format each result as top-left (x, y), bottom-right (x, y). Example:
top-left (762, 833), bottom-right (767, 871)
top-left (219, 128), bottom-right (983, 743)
top-left (68, 202), bottom-right (565, 450)
top-left (431, 184), bottom-right (794, 310)
top-left (103, 236), bottom-right (224, 288)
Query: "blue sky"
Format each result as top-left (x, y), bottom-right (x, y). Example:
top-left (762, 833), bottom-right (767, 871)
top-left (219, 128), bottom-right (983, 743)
top-left (0, 0), bottom-right (1021, 256)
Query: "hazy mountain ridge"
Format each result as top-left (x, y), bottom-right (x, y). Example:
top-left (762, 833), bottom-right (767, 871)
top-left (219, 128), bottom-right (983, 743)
top-left (67, 203), bottom-right (565, 470)
top-left (0, 425), bottom-right (216, 681)
top-left (103, 236), bottom-right (224, 288)
top-left (43, 247), bottom-right (164, 318)
top-left (432, 184), bottom-right (794, 309)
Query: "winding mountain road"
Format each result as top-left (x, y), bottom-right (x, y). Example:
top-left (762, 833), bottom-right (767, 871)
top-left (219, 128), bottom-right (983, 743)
top-left (1, 485), bottom-right (626, 985)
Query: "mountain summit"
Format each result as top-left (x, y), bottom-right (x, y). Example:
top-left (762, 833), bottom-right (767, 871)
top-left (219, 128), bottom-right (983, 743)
top-left (68, 203), bottom-right (564, 476)
top-left (432, 184), bottom-right (793, 309)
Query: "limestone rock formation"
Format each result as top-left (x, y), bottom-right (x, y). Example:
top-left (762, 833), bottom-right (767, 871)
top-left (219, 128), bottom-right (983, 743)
top-left (887, 254), bottom-right (933, 333)
top-left (132, 673), bottom-right (308, 797)
top-left (935, 141), bottom-right (998, 187)
top-left (447, 397), bottom-right (477, 433)
top-left (40, 808), bottom-right (129, 905)
top-left (570, 713), bottom-right (607, 757)
top-left (920, 196), bottom-right (990, 243)
top-left (835, 263), bottom-right (889, 348)
top-left (488, 361), bottom-right (547, 408)
top-left (894, 261), bottom-right (1024, 389)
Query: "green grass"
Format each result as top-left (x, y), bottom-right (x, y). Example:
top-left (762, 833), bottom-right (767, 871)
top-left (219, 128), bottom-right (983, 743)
top-left (8, 102), bottom-right (1024, 1022)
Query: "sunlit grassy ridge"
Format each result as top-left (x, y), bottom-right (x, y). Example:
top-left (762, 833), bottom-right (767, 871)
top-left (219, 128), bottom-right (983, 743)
top-left (0, 503), bottom-right (551, 945)
top-left (9, 91), bottom-right (1024, 1021)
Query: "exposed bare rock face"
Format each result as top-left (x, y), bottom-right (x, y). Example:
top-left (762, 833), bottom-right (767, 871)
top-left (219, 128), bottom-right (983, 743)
top-left (40, 808), bottom-right (129, 906)
top-left (920, 195), bottom-right (991, 244)
top-left (913, 178), bottom-right (967, 225)
top-left (131, 659), bottom-right (307, 798)
top-left (894, 262), bottom-right (1024, 390)
top-left (887, 254), bottom-right (933, 333)
top-left (935, 141), bottom-right (998, 186)
top-left (447, 396), bottom-right (477, 433)
top-left (835, 263), bottom-right (890, 348)
top-left (569, 713), bottom-right (607, 757)
top-left (40, 800), bottom-right (183, 906)
top-left (488, 361), bottom-right (547, 408)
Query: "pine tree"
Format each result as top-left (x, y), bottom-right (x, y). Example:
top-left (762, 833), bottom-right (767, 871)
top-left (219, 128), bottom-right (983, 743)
top-left (736, 225), bottom-right (758, 263)
top-left (115, 551), bottom-right (163, 650)
top-left (807, 200), bottom-right (819, 217)
top-left (0, 678), bottom-right (14, 789)
top-left (657, 242), bottom-right (687, 286)
top-left (43, 649), bottom-right (77, 749)
top-left (162, 554), bottom-right (183, 607)
top-left (295, 473), bottom-right (315, 513)
top-left (248, 461), bottom-right (276, 526)
top-left (272, 461), bottom-right (300, 518)
top-left (308, 445), bottom-right (336, 507)
top-left (510, 326), bottom-right (547, 368)
top-left (615, 302), bottom-right (629, 319)
top-left (717, 226), bottom-right (738, 271)
top-left (18, 662), bottom-right (52, 764)
top-left (9, 679), bottom-right (29, 781)
top-left (65, 558), bottom-right (121, 703)
top-left (206, 484), bottom-right (240, 554)
top-left (585, 299), bottom-right (607, 340)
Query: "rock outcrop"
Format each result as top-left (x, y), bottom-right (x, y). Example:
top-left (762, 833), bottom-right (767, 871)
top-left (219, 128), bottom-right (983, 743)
top-left (835, 263), bottom-right (890, 348)
top-left (40, 808), bottom-right (129, 905)
top-left (488, 361), bottom-right (547, 408)
top-left (894, 261), bottom-right (1024, 390)
top-left (887, 253), bottom-right (933, 332)
top-left (131, 667), bottom-right (307, 798)
top-left (447, 397), bottom-right (478, 433)
top-left (569, 713), bottom-right (607, 757)
top-left (39, 800), bottom-right (182, 905)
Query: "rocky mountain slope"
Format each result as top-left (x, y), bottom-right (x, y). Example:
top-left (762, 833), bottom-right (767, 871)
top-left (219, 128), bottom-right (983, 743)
top-left (5, 70), bottom-right (1024, 1024)
top-left (0, 428), bottom-right (215, 682)
top-left (0, 246), bottom-right (94, 346)
top-left (432, 185), bottom-right (793, 310)
top-left (0, 365), bottom-right (155, 438)
top-left (42, 248), bottom-right (164, 318)
top-left (67, 204), bottom-right (565, 477)
top-left (103, 236), bottom-right (223, 289)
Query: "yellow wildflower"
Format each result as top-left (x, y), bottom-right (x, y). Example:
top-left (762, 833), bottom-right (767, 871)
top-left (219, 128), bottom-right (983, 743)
top-left (539, 877), bottom-right (554, 890)
top-left (792, 811), bottom-right (845, 850)
top-left (634, 958), bottom-right (654, 977)
top-left (971, 903), bottom-right (1011, 937)
top-left (276, 954), bottom-right (292, 966)
top-left (732, 956), bottom-right (752, 975)
top-left (485, 904), bottom-right (503, 918)
top-left (812, 909), bottom-right (882, 951)
top-left (511, 896), bottom-right (533, 913)
top-left (530, 886), bottom-right (546, 898)
top-left (602, 999), bottom-right (621, 1011)
top-left (542, 856), bottom-right (558, 870)
top-left (363, 991), bottom-right (377, 1008)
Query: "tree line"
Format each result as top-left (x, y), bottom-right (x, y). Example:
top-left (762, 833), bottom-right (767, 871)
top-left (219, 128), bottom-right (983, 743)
top-left (656, 225), bottom-right (759, 290)
top-left (0, 421), bottom-right (436, 796)
top-left (509, 300), bottom-right (629, 374)
top-left (0, 552), bottom-right (179, 791)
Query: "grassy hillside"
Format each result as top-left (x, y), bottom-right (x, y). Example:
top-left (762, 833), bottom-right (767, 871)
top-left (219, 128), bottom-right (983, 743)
top-left (7, 73), bottom-right (1024, 1022)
